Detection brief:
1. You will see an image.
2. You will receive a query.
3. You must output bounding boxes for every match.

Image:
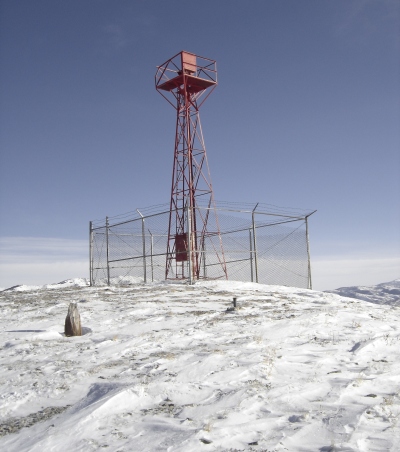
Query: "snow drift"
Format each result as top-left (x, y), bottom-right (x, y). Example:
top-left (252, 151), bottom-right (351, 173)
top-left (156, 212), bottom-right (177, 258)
top-left (1, 279), bottom-right (400, 451)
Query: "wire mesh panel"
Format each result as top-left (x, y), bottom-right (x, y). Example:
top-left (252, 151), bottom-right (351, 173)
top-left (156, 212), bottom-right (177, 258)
top-left (90, 202), bottom-right (315, 288)
top-left (144, 211), bottom-right (173, 281)
top-left (91, 226), bottom-right (107, 285)
top-left (108, 218), bottom-right (145, 284)
top-left (211, 210), bottom-right (254, 282)
top-left (254, 219), bottom-right (309, 287)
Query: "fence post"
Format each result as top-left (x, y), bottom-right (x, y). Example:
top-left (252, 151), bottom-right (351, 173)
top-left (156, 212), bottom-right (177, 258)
top-left (106, 216), bottom-right (110, 286)
top-left (137, 210), bottom-right (147, 284)
top-left (203, 240), bottom-right (206, 278)
top-left (187, 203), bottom-right (193, 285)
top-left (148, 229), bottom-right (154, 282)
top-left (305, 215), bottom-right (312, 290)
top-left (89, 221), bottom-right (93, 286)
top-left (252, 203), bottom-right (259, 283)
top-left (249, 228), bottom-right (254, 282)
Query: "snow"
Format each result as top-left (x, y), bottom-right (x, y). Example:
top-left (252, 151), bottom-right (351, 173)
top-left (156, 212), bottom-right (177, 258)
top-left (1, 279), bottom-right (400, 451)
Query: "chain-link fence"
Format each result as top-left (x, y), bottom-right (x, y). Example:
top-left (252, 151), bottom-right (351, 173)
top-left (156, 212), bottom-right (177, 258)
top-left (90, 202), bottom-right (315, 288)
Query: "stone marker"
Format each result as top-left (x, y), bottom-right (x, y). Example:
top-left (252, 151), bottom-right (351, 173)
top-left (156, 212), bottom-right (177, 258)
top-left (64, 302), bottom-right (82, 337)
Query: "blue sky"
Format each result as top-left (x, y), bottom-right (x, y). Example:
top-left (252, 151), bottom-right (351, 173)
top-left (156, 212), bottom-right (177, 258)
top-left (0, 0), bottom-right (399, 289)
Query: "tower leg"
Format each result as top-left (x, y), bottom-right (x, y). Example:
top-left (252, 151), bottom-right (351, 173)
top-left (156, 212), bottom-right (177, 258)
top-left (165, 92), bottom-right (227, 280)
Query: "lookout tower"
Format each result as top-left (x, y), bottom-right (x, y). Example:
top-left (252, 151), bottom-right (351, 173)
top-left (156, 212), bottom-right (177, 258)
top-left (155, 51), bottom-right (227, 281)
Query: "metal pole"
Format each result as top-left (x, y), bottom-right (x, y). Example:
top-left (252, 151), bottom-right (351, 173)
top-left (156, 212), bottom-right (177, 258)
top-left (89, 221), bottom-right (93, 286)
top-left (187, 203), bottom-right (193, 284)
top-left (106, 217), bottom-right (110, 286)
top-left (203, 240), bottom-right (206, 278)
top-left (149, 229), bottom-right (154, 282)
top-left (249, 228), bottom-right (253, 282)
top-left (137, 210), bottom-right (147, 284)
top-left (305, 215), bottom-right (312, 290)
top-left (252, 203), bottom-right (259, 283)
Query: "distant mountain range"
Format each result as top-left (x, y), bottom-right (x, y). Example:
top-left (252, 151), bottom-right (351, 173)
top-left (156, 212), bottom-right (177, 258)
top-left (326, 279), bottom-right (400, 307)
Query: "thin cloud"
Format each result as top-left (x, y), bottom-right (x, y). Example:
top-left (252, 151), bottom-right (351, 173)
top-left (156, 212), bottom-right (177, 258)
top-left (312, 255), bottom-right (400, 291)
top-left (104, 23), bottom-right (128, 50)
top-left (102, 11), bottom-right (159, 53)
top-left (0, 237), bottom-right (88, 288)
top-left (0, 237), bottom-right (87, 263)
top-left (333, 0), bottom-right (399, 39)
top-left (0, 261), bottom-right (88, 289)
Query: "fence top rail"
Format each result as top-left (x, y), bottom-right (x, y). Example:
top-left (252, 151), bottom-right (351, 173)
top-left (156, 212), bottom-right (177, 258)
top-left (92, 216), bottom-right (306, 235)
top-left (216, 217), bottom-right (306, 237)
top-left (212, 207), bottom-right (308, 220)
top-left (91, 205), bottom-right (316, 230)
top-left (212, 201), bottom-right (314, 217)
top-left (90, 206), bottom-right (165, 228)
top-left (92, 209), bottom-right (173, 230)
top-left (109, 208), bottom-right (172, 227)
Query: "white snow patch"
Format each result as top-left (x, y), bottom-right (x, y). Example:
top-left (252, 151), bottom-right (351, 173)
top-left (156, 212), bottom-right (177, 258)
top-left (1, 279), bottom-right (400, 451)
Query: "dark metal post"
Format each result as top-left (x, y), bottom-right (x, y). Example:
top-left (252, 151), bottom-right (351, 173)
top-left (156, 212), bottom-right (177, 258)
top-left (149, 229), bottom-right (154, 282)
top-left (203, 240), bottom-right (206, 278)
top-left (106, 217), bottom-right (110, 286)
top-left (187, 203), bottom-right (193, 284)
top-left (137, 210), bottom-right (147, 283)
top-left (305, 215), bottom-right (312, 290)
top-left (252, 203), bottom-right (259, 283)
top-left (89, 221), bottom-right (93, 286)
top-left (249, 228), bottom-right (253, 282)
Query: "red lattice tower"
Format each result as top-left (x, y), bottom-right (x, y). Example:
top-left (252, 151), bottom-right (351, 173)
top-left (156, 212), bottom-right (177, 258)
top-left (155, 51), bottom-right (227, 281)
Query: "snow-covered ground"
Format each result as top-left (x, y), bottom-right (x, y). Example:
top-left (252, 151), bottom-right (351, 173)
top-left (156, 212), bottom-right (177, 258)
top-left (1, 278), bottom-right (400, 451)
